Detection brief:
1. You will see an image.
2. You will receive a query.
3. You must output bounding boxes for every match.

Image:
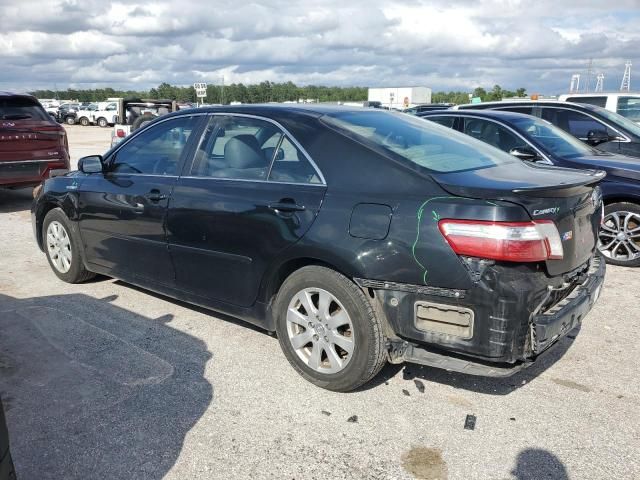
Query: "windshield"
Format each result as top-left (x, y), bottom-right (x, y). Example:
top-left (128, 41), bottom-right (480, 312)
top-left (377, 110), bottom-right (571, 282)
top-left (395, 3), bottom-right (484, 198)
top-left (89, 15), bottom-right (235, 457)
top-left (322, 110), bottom-right (516, 173)
top-left (511, 116), bottom-right (596, 158)
top-left (0, 97), bottom-right (50, 121)
top-left (598, 106), bottom-right (640, 137)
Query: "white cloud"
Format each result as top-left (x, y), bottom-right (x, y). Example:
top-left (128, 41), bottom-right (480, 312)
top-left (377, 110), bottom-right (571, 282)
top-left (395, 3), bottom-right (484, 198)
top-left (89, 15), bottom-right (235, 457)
top-left (0, 0), bottom-right (638, 94)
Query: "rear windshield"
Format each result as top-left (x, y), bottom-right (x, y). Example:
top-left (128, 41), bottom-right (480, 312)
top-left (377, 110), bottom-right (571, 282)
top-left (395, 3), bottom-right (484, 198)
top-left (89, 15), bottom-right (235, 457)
top-left (0, 96), bottom-right (50, 121)
top-left (322, 110), bottom-right (516, 173)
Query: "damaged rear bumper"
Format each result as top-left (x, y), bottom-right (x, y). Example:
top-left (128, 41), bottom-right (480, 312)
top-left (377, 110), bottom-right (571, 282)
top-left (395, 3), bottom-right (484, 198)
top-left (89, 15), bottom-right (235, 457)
top-left (356, 253), bottom-right (605, 376)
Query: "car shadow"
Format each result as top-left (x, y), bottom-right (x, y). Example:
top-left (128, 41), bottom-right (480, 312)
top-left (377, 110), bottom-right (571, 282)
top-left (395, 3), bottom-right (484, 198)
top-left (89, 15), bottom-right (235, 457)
top-left (0, 291), bottom-right (213, 480)
top-left (391, 329), bottom-right (579, 395)
top-left (0, 187), bottom-right (33, 214)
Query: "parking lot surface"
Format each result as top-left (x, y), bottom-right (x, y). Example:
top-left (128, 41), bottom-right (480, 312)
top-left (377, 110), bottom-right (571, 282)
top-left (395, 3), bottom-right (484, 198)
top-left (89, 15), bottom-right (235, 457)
top-left (0, 127), bottom-right (639, 479)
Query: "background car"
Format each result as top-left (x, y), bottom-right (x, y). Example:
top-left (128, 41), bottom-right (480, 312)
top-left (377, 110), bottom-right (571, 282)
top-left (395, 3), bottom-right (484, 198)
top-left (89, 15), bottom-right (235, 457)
top-left (455, 100), bottom-right (640, 159)
top-left (420, 109), bottom-right (640, 267)
top-left (0, 91), bottom-right (70, 188)
top-left (33, 105), bottom-right (604, 391)
top-left (403, 103), bottom-right (453, 114)
top-left (55, 102), bottom-right (81, 125)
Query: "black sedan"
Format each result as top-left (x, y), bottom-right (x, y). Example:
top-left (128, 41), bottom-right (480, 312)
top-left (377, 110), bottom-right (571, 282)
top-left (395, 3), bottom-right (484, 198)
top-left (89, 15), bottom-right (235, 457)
top-left (33, 105), bottom-right (605, 391)
top-left (456, 100), bottom-right (640, 159)
top-left (420, 109), bottom-right (640, 267)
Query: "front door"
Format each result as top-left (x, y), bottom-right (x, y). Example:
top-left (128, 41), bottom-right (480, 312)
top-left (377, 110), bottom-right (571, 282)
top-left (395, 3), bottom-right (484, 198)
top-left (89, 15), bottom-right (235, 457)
top-left (167, 114), bottom-right (327, 307)
top-left (78, 114), bottom-right (203, 286)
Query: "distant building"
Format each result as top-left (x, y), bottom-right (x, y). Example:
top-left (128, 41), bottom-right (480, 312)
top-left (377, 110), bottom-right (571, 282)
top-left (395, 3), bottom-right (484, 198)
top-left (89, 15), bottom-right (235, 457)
top-left (367, 87), bottom-right (432, 109)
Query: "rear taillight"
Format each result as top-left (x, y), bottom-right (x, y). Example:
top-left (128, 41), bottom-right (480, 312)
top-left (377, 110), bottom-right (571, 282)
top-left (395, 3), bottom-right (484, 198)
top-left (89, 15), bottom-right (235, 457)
top-left (438, 219), bottom-right (563, 262)
top-left (116, 129), bottom-right (126, 138)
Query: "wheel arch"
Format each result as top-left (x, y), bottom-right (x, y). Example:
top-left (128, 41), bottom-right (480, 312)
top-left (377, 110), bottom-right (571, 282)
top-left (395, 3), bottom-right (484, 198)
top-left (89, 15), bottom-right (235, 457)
top-left (35, 196), bottom-right (79, 251)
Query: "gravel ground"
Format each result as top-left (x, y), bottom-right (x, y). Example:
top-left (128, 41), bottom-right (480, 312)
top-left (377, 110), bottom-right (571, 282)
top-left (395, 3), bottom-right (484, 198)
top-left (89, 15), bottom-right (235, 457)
top-left (0, 127), bottom-right (639, 479)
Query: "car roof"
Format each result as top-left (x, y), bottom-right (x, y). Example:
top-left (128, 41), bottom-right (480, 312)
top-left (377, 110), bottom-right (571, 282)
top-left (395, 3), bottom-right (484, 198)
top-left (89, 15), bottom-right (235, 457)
top-left (0, 91), bottom-right (38, 100)
top-left (420, 109), bottom-right (534, 121)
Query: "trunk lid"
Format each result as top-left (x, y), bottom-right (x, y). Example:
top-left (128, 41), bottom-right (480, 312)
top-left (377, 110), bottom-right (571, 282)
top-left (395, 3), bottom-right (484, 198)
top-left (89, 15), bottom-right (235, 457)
top-left (431, 162), bottom-right (605, 275)
top-left (0, 119), bottom-right (67, 162)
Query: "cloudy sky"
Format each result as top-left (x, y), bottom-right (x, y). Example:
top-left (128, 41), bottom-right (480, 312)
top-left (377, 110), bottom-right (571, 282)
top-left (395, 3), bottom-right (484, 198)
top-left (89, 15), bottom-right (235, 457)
top-left (1, 0), bottom-right (639, 94)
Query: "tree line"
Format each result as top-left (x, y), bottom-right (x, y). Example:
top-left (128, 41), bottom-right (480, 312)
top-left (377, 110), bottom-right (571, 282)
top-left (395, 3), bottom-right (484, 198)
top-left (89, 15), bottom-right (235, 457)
top-left (30, 82), bottom-right (527, 105)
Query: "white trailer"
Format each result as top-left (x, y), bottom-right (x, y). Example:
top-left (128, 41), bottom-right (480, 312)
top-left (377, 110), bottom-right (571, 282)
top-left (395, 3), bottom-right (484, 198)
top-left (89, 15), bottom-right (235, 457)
top-left (368, 87), bottom-right (432, 109)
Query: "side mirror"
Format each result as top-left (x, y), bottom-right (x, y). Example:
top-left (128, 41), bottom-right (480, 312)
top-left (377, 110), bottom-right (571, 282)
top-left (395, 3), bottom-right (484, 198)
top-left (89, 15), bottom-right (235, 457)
top-left (587, 129), bottom-right (612, 146)
top-left (509, 146), bottom-right (538, 161)
top-left (274, 147), bottom-right (285, 161)
top-left (78, 155), bottom-right (103, 174)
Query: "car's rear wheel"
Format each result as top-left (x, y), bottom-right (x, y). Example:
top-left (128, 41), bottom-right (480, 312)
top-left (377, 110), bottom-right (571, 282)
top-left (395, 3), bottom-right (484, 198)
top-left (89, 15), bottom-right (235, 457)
top-left (598, 202), bottom-right (640, 267)
top-left (97, 117), bottom-right (108, 128)
top-left (43, 208), bottom-right (95, 283)
top-left (274, 266), bottom-right (387, 391)
top-left (79, 117), bottom-right (90, 126)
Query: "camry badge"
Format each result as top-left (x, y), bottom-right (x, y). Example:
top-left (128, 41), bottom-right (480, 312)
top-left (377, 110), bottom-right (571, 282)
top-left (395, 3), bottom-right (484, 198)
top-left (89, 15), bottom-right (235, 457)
top-left (532, 207), bottom-right (560, 216)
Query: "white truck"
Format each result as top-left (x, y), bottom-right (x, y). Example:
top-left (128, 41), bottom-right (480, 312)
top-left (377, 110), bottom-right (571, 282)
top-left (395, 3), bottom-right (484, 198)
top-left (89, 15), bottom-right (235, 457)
top-left (76, 101), bottom-right (119, 127)
top-left (110, 98), bottom-right (177, 146)
top-left (558, 93), bottom-right (640, 124)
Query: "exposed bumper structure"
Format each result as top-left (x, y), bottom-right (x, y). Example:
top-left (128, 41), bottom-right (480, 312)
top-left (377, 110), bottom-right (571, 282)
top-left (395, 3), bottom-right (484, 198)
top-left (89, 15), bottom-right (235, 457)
top-left (357, 252), bottom-right (605, 376)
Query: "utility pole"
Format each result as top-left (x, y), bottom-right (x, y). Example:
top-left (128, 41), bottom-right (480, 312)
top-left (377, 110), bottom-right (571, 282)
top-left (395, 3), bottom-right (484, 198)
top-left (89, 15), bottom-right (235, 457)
top-left (595, 74), bottom-right (605, 93)
top-left (584, 58), bottom-right (593, 92)
top-left (570, 74), bottom-right (581, 93)
top-left (620, 61), bottom-right (632, 92)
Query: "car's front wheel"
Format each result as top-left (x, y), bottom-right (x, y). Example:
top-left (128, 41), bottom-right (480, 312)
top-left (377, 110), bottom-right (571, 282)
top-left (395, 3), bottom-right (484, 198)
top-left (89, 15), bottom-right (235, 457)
top-left (79, 117), bottom-right (90, 126)
top-left (43, 208), bottom-right (95, 283)
top-left (274, 266), bottom-right (387, 391)
top-left (598, 202), bottom-right (640, 267)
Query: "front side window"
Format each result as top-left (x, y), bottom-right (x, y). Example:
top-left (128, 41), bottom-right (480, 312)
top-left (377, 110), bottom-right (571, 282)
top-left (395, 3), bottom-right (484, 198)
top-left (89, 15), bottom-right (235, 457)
top-left (191, 115), bottom-right (321, 183)
top-left (323, 110), bottom-right (516, 173)
top-left (110, 115), bottom-right (199, 175)
top-left (511, 116), bottom-right (595, 158)
top-left (462, 118), bottom-right (525, 152)
top-left (617, 96), bottom-right (640, 123)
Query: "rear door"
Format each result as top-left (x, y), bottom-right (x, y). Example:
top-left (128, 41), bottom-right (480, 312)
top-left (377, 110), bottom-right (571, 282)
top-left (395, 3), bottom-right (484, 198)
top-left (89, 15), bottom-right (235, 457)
top-left (167, 113), bottom-right (327, 307)
top-left (78, 114), bottom-right (204, 286)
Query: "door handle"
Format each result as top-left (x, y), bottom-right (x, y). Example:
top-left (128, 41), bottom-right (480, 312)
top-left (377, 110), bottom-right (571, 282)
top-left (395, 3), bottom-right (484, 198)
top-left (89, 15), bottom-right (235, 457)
top-left (268, 201), bottom-right (306, 212)
top-left (144, 190), bottom-right (167, 202)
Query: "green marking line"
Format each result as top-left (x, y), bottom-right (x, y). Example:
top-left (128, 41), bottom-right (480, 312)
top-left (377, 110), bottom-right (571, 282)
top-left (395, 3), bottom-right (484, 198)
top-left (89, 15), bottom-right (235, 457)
top-left (411, 196), bottom-right (498, 284)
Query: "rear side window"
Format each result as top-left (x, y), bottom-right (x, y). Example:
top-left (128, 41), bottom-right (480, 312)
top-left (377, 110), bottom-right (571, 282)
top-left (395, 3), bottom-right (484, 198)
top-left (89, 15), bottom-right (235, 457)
top-left (617, 97), bottom-right (640, 123)
top-left (424, 116), bottom-right (456, 128)
top-left (497, 106), bottom-right (534, 116)
top-left (541, 108), bottom-right (614, 140)
top-left (565, 96), bottom-right (607, 108)
top-left (323, 110), bottom-right (516, 173)
top-left (0, 97), bottom-right (50, 121)
top-left (191, 115), bottom-right (321, 184)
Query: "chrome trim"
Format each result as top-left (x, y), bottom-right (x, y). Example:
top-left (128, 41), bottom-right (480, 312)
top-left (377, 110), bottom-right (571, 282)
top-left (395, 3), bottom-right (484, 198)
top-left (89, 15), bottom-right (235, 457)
top-left (178, 175), bottom-right (326, 187)
top-left (0, 159), bottom-right (64, 165)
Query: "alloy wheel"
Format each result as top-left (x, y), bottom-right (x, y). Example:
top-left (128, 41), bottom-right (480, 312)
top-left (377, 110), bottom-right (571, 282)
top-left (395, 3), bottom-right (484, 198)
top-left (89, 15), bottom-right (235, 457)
top-left (286, 287), bottom-right (355, 374)
top-left (46, 221), bottom-right (72, 273)
top-left (599, 210), bottom-right (640, 262)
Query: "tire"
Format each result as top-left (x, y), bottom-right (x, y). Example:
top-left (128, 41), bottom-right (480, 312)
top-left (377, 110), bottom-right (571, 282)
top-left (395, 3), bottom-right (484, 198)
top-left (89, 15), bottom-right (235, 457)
top-left (42, 208), bottom-right (96, 283)
top-left (97, 117), bottom-right (108, 128)
top-left (131, 113), bottom-right (157, 132)
top-left (274, 266), bottom-right (387, 392)
top-left (65, 116), bottom-right (76, 125)
top-left (599, 202), bottom-right (640, 267)
top-left (79, 117), bottom-right (90, 127)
